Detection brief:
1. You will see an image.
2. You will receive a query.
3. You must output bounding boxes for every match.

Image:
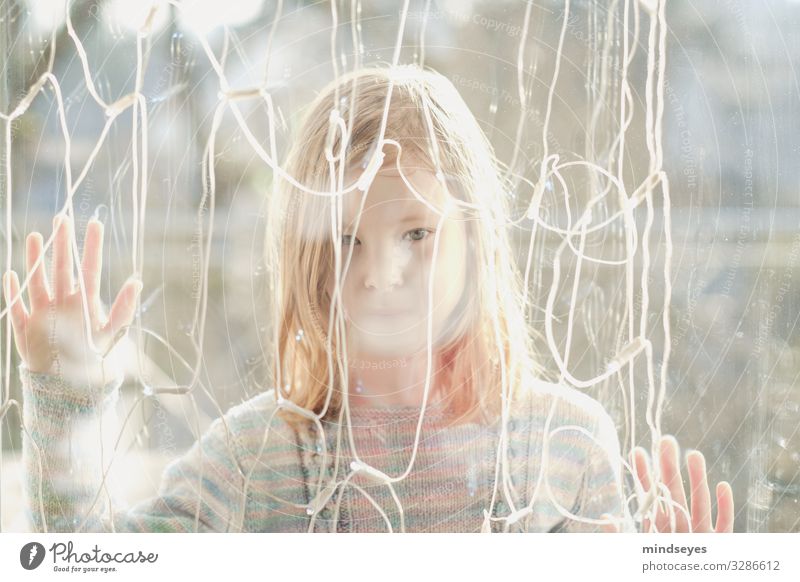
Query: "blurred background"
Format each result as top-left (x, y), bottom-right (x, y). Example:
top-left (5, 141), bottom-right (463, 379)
top-left (0, 0), bottom-right (798, 533)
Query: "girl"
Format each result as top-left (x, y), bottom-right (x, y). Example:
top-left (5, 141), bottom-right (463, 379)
top-left (4, 65), bottom-right (733, 533)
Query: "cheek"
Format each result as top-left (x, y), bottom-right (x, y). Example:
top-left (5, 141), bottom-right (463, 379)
top-left (336, 274), bottom-right (356, 310)
top-left (441, 265), bottom-right (467, 306)
top-left (429, 228), bottom-right (468, 300)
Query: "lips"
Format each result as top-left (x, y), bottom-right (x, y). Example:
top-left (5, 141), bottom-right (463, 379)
top-left (359, 303), bottom-right (416, 316)
top-left (366, 309), bottom-right (411, 317)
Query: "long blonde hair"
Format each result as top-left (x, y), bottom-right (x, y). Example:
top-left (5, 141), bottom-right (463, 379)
top-left (265, 64), bottom-right (543, 428)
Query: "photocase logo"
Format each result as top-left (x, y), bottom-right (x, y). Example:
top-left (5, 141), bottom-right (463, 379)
top-left (15, 540), bottom-right (158, 574)
top-left (20, 542), bottom-right (46, 570)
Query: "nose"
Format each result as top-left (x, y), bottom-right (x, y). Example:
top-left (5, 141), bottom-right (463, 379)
top-left (363, 240), bottom-right (405, 291)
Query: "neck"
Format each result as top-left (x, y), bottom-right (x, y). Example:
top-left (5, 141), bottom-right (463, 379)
top-left (346, 351), bottom-right (443, 408)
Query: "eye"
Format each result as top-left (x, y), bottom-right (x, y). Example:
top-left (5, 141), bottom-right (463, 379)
top-left (341, 234), bottom-right (360, 246)
top-left (404, 228), bottom-right (432, 242)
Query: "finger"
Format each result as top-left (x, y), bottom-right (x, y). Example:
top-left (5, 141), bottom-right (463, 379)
top-left (643, 516), bottom-right (654, 533)
top-left (80, 218), bottom-right (103, 319)
top-left (25, 232), bottom-right (51, 313)
top-left (100, 277), bottom-right (143, 339)
top-left (600, 513), bottom-right (619, 533)
top-left (714, 481), bottom-right (734, 533)
top-left (654, 493), bottom-right (674, 533)
top-left (632, 448), bottom-right (658, 532)
top-left (687, 450), bottom-right (713, 532)
top-left (52, 214), bottom-right (75, 303)
top-left (633, 447), bottom-right (653, 492)
top-left (3, 270), bottom-right (29, 335)
top-left (659, 435), bottom-right (690, 531)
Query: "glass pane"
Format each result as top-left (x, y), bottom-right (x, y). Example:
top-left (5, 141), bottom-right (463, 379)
top-left (0, 0), bottom-right (796, 534)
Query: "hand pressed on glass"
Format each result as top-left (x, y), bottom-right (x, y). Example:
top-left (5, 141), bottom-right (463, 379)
top-left (602, 435), bottom-right (735, 533)
top-left (2, 214), bottom-right (142, 387)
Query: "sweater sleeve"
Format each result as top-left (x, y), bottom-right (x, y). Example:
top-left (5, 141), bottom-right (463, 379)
top-left (20, 365), bottom-right (248, 533)
top-left (557, 405), bottom-right (637, 533)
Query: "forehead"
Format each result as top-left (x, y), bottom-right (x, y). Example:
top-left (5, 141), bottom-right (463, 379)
top-left (341, 165), bottom-right (446, 223)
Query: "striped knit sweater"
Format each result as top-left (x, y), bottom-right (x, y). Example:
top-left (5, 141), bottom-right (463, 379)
top-left (20, 365), bottom-right (636, 533)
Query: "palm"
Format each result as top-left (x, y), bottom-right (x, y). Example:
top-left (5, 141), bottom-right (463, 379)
top-left (2, 214), bottom-right (142, 387)
top-left (603, 435), bottom-right (735, 533)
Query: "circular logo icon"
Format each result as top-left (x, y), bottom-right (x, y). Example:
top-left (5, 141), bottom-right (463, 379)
top-left (20, 542), bottom-right (46, 570)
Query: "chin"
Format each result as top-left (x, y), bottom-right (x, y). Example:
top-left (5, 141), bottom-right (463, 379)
top-left (346, 329), bottom-right (450, 360)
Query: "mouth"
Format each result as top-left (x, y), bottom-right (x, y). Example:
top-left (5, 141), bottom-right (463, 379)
top-left (365, 309), bottom-right (412, 317)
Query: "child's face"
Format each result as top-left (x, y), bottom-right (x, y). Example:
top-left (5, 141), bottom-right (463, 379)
top-left (327, 163), bottom-right (468, 359)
